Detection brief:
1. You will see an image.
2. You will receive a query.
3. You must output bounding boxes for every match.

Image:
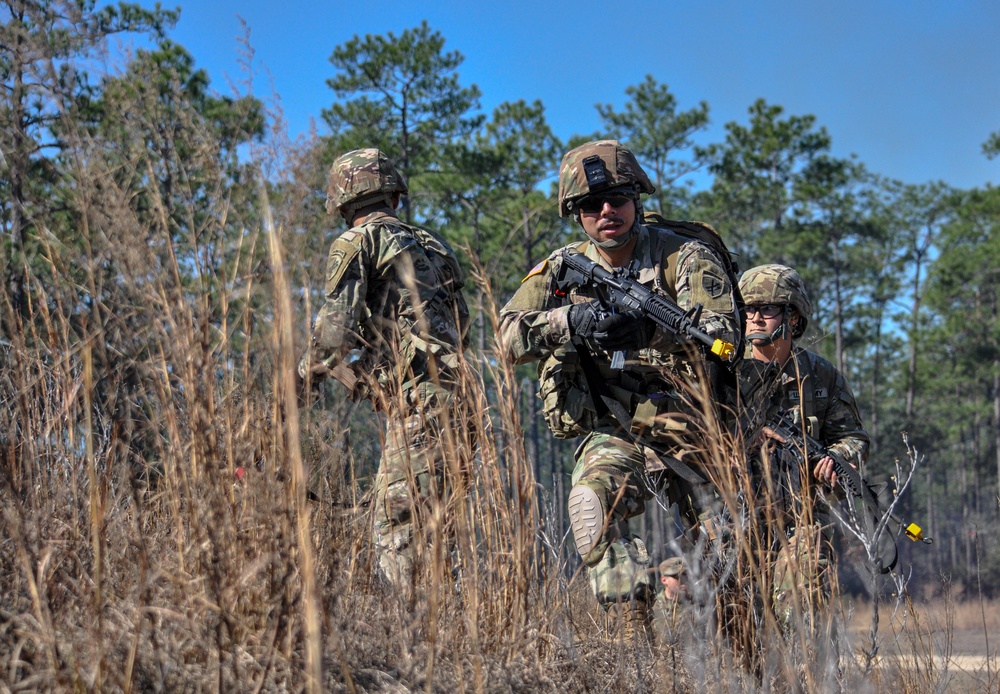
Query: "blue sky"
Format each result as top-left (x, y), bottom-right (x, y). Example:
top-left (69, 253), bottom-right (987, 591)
top-left (132, 0), bottom-right (999, 190)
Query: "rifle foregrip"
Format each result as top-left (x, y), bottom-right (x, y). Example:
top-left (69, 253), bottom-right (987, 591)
top-left (830, 456), bottom-right (871, 502)
top-left (641, 292), bottom-right (735, 360)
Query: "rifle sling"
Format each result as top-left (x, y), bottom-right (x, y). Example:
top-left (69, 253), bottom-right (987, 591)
top-left (575, 341), bottom-right (641, 437)
top-left (574, 340), bottom-right (706, 486)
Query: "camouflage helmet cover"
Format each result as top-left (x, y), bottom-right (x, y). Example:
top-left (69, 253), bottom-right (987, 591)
top-left (326, 148), bottom-right (408, 220)
top-left (557, 140), bottom-right (655, 218)
top-left (739, 264), bottom-right (813, 338)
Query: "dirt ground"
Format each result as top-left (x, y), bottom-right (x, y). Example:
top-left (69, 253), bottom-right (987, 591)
top-left (844, 598), bottom-right (999, 691)
top-left (947, 629), bottom-right (996, 656)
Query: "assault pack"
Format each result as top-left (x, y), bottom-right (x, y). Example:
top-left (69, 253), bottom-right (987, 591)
top-left (642, 212), bottom-right (742, 299)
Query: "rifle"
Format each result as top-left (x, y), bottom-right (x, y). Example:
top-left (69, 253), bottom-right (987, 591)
top-left (555, 250), bottom-right (738, 364)
top-left (767, 408), bottom-right (932, 574)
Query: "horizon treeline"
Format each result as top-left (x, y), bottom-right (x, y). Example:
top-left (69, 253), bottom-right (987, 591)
top-left (3, 4), bottom-right (999, 596)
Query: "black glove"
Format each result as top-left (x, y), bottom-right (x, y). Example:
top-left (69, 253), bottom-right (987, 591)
top-left (591, 309), bottom-right (655, 351)
top-left (568, 302), bottom-right (653, 352)
top-left (567, 300), bottom-right (602, 341)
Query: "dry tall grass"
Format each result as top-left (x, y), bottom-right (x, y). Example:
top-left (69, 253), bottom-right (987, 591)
top-left (1, 77), bottom-right (993, 694)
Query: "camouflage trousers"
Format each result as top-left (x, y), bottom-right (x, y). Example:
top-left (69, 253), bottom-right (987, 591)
top-left (770, 522), bottom-right (833, 634)
top-left (568, 431), bottom-right (717, 605)
top-left (371, 382), bottom-right (465, 589)
top-left (752, 448), bottom-right (835, 632)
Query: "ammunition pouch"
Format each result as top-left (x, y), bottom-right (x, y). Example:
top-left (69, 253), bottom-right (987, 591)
top-left (627, 368), bottom-right (702, 454)
top-left (630, 389), bottom-right (690, 442)
top-left (538, 345), bottom-right (598, 439)
top-left (540, 344), bottom-right (698, 444)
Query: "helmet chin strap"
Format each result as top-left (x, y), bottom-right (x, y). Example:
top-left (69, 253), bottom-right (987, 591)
top-left (592, 215), bottom-right (641, 250)
top-left (593, 230), bottom-right (634, 250)
top-left (747, 322), bottom-right (787, 346)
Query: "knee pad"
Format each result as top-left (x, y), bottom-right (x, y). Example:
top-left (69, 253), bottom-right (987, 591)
top-left (375, 477), bottom-right (415, 526)
top-left (588, 537), bottom-right (653, 605)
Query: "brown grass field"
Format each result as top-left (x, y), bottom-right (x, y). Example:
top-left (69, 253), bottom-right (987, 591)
top-left (844, 597), bottom-right (999, 691)
top-left (4, 243), bottom-right (997, 692)
top-left (2, 106), bottom-right (998, 692)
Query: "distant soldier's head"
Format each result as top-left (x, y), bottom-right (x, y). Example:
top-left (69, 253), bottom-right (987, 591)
top-left (739, 264), bottom-right (813, 342)
top-left (326, 148), bottom-right (408, 224)
top-left (557, 140), bottom-right (654, 250)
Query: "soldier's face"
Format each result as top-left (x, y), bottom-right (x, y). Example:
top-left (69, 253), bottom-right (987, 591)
top-left (745, 304), bottom-right (796, 345)
top-left (578, 195), bottom-right (636, 245)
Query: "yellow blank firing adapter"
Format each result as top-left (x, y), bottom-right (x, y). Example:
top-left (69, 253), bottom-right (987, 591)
top-left (905, 523), bottom-right (932, 543)
top-left (711, 339), bottom-right (736, 362)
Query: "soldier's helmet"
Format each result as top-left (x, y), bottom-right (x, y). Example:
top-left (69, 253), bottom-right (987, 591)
top-left (739, 264), bottom-right (813, 339)
top-left (557, 140), bottom-right (655, 218)
top-left (326, 148), bottom-right (408, 221)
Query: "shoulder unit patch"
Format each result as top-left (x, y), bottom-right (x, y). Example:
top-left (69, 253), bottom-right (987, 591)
top-left (522, 259), bottom-right (548, 282)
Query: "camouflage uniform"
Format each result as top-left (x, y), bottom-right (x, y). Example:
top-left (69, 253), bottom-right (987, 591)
top-left (499, 141), bottom-right (741, 621)
top-left (301, 148), bottom-right (470, 588)
top-left (739, 264), bottom-right (869, 630)
top-left (768, 347), bottom-right (869, 624)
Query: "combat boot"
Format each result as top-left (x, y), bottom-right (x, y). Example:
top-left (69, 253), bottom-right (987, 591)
top-left (605, 595), bottom-right (653, 643)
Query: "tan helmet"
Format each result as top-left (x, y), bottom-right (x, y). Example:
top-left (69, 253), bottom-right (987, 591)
top-left (557, 140), bottom-right (654, 218)
top-left (739, 264), bottom-right (813, 338)
top-left (326, 148), bottom-right (408, 221)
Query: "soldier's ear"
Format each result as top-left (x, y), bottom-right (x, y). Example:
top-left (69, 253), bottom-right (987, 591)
top-left (391, 192), bottom-right (401, 210)
top-left (788, 308), bottom-right (801, 330)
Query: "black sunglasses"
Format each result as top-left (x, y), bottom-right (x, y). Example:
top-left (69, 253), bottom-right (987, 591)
top-left (744, 304), bottom-right (785, 319)
top-left (576, 193), bottom-right (634, 214)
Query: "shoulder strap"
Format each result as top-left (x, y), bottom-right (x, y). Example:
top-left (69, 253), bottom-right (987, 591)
top-left (643, 213), bottom-right (741, 276)
top-left (649, 228), bottom-right (685, 300)
top-left (796, 351), bottom-right (818, 420)
top-left (644, 212), bottom-right (746, 357)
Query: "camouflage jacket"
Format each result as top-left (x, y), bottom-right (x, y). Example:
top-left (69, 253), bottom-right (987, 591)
top-left (498, 224), bottom-right (740, 440)
top-left (776, 348), bottom-right (869, 469)
top-left (302, 210), bottom-right (470, 395)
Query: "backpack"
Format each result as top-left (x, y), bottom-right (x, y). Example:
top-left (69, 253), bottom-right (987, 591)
top-left (643, 212), bottom-right (741, 287)
top-left (643, 212), bottom-right (746, 358)
top-left (642, 213), bottom-right (753, 440)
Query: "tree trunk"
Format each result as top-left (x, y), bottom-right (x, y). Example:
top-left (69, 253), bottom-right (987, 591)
top-left (994, 365), bottom-right (1000, 518)
top-left (6, 17), bottom-right (28, 315)
top-left (832, 242), bottom-right (845, 375)
top-left (400, 97), bottom-right (412, 225)
top-left (905, 253), bottom-right (924, 423)
top-left (869, 298), bottom-right (885, 456)
top-left (926, 465), bottom-right (935, 574)
top-left (961, 422), bottom-right (971, 574)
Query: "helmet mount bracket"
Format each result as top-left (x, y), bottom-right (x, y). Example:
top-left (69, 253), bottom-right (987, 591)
top-left (582, 155), bottom-right (607, 190)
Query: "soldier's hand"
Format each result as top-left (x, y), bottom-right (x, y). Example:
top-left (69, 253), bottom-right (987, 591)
top-left (296, 362), bottom-right (330, 407)
top-left (762, 426), bottom-right (787, 444)
top-left (591, 310), bottom-right (655, 351)
top-left (567, 300), bottom-right (602, 341)
top-left (813, 455), bottom-right (844, 488)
